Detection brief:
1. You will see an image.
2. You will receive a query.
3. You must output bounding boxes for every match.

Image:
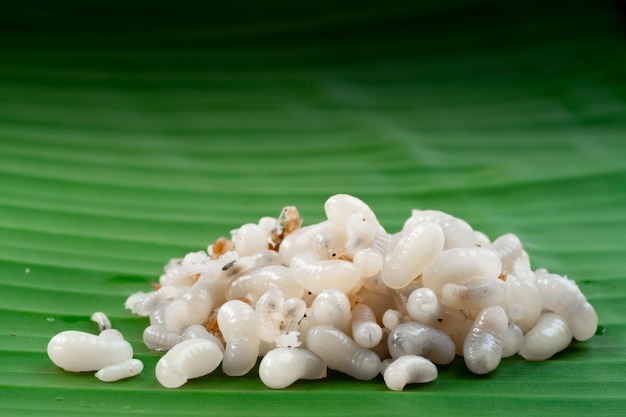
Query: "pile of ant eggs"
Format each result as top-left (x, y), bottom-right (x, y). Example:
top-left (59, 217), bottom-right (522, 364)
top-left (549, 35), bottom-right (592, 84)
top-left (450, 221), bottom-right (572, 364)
top-left (47, 194), bottom-right (598, 391)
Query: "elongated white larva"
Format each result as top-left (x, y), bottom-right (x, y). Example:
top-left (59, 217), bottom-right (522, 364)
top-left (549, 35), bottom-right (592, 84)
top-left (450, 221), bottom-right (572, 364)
top-left (125, 286), bottom-right (178, 317)
top-left (519, 313), bottom-right (573, 361)
top-left (503, 274), bottom-right (542, 333)
top-left (352, 248), bottom-right (383, 278)
top-left (226, 264), bottom-right (305, 302)
top-left (489, 233), bottom-right (523, 274)
top-left (90, 312), bottom-right (111, 332)
top-left (406, 287), bottom-right (440, 325)
top-left (95, 359), bottom-right (144, 382)
top-left (163, 299), bottom-right (190, 333)
top-left (440, 278), bottom-right (507, 311)
top-left (279, 223), bottom-right (328, 265)
top-left (311, 289), bottom-right (352, 334)
top-left (182, 324), bottom-right (224, 352)
top-left (422, 248), bottom-right (502, 293)
top-left (402, 209), bottom-right (475, 249)
top-left (383, 355), bottom-right (438, 391)
top-left (463, 305), bottom-right (508, 374)
top-left (290, 250), bottom-right (361, 295)
top-left (381, 222), bottom-right (445, 289)
top-left (387, 322), bottom-right (456, 365)
top-left (535, 273), bottom-right (597, 341)
top-left (306, 325), bottom-right (380, 380)
top-left (47, 330), bottom-right (133, 372)
top-left (343, 211), bottom-right (378, 255)
top-left (232, 223), bottom-right (268, 257)
top-left (351, 303), bottom-right (383, 348)
top-left (259, 347), bottom-right (327, 389)
top-left (143, 324), bottom-right (181, 351)
top-left (217, 300), bottom-right (260, 376)
top-left (155, 339), bottom-right (223, 388)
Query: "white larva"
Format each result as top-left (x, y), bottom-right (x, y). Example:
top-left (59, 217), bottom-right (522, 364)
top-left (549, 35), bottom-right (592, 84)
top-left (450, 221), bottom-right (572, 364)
top-left (143, 324), bottom-right (181, 351)
top-left (279, 223), bottom-right (328, 265)
top-left (217, 300), bottom-right (260, 376)
top-left (501, 323), bottom-right (524, 358)
top-left (149, 300), bottom-right (170, 327)
top-left (182, 279), bottom-right (219, 325)
top-left (232, 223), bottom-right (268, 257)
top-left (440, 278), bottom-right (507, 311)
top-left (259, 347), bottom-right (326, 389)
top-left (256, 289), bottom-right (287, 343)
top-left (226, 264), bottom-right (305, 302)
top-left (422, 248), bottom-right (503, 293)
top-left (489, 233), bottom-right (523, 274)
top-left (314, 221), bottom-right (348, 260)
top-left (324, 194), bottom-right (378, 232)
top-left (99, 329), bottom-right (124, 340)
top-left (402, 209), bottom-right (475, 249)
top-left (352, 248), bottom-right (384, 278)
top-left (125, 285), bottom-right (178, 317)
top-left (383, 355), bottom-right (438, 391)
top-left (155, 338), bottom-right (223, 388)
top-left (181, 324), bottom-right (224, 352)
top-left (406, 287), bottom-right (441, 325)
top-left (306, 325), bottom-right (381, 380)
top-left (310, 289), bottom-right (352, 334)
top-left (473, 230), bottom-right (491, 247)
top-left (519, 312), bottom-right (573, 361)
top-left (163, 299), bottom-right (190, 333)
top-left (90, 311), bottom-right (111, 332)
top-left (463, 305), bottom-right (508, 374)
top-left (381, 222), bottom-right (445, 289)
top-left (351, 303), bottom-right (383, 348)
top-left (503, 274), bottom-right (542, 333)
top-left (95, 358), bottom-right (144, 382)
top-left (535, 273), bottom-right (597, 341)
top-left (343, 211), bottom-right (378, 255)
top-left (290, 250), bottom-right (362, 295)
top-left (47, 330), bottom-right (133, 372)
top-left (387, 322), bottom-right (456, 365)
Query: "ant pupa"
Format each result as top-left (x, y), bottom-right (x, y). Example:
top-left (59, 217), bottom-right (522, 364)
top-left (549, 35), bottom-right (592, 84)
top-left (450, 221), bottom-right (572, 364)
top-left (95, 358), bottom-right (144, 382)
top-left (383, 355), bottom-right (438, 391)
top-left (259, 347), bottom-right (326, 389)
top-left (387, 322), bottom-right (456, 365)
top-left (306, 325), bottom-right (381, 381)
top-left (155, 338), bottom-right (223, 388)
top-left (47, 330), bottom-right (133, 372)
top-left (463, 305), bottom-right (508, 374)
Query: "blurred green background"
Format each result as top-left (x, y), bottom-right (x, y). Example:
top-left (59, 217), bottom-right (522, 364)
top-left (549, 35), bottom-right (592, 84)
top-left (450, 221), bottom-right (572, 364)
top-left (1, 0), bottom-right (625, 416)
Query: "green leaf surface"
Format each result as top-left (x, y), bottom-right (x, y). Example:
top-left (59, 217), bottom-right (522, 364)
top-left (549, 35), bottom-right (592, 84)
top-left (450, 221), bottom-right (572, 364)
top-left (1, 1), bottom-right (625, 416)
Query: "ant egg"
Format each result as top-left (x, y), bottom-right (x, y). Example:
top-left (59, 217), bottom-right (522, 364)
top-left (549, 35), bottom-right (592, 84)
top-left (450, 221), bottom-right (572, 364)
top-left (155, 338), bottom-right (223, 388)
top-left (406, 287), bottom-right (441, 325)
top-left (47, 330), bottom-right (133, 372)
top-left (383, 355), bottom-right (438, 391)
top-left (217, 300), bottom-right (260, 376)
top-left (463, 305), bottom-right (508, 374)
top-left (259, 347), bottom-right (326, 389)
top-left (381, 222), bottom-right (444, 289)
top-left (440, 278), bottom-right (507, 311)
top-left (422, 248), bottom-right (502, 293)
top-left (387, 322), bottom-right (456, 365)
top-left (536, 273), bottom-right (597, 341)
top-left (351, 303), bottom-right (383, 348)
top-left (95, 358), bottom-right (144, 382)
top-left (306, 325), bottom-right (381, 380)
top-left (519, 312), bottom-right (573, 360)
top-left (290, 250), bottom-right (361, 295)
top-left (311, 289), bottom-right (352, 334)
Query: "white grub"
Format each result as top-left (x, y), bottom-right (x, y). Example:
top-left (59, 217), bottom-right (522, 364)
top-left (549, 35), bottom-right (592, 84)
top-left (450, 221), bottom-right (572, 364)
top-left (343, 211), bottom-right (378, 255)
top-left (403, 209), bottom-right (475, 249)
top-left (279, 223), bottom-right (327, 265)
top-left (155, 339), bottom-right (223, 388)
top-left (519, 312), bottom-right (573, 361)
top-left (387, 322), bottom-right (456, 365)
top-left (90, 312), bottom-right (111, 332)
top-left (256, 289), bottom-right (286, 343)
top-left (232, 223), bottom-right (268, 257)
top-left (47, 330), bottom-right (133, 372)
top-left (125, 286), bottom-right (178, 317)
top-left (536, 273), bottom-right (598, 341)
top-left (95, 359), bottom-right (144, 382)
top-left (406, 287), bottom-right (441, 325)
top-left (311, 289), bottom-right (352, 334)
top-left (463, 305), bottom-right (508, 374)
top-left (382, 309), bottom-right (405, 331)
top-left (422, 248), bottom-right (502, 293)
top-left (432, 306), bottom-right (473, 356)
top-left (381, 222), bottom-right (445, 289)
top-left (324, 195), bottom-right (379, 251)
top-left (217, 300), bottom-right (260, 376)
top-left (290, 250), bottom-right (361, 295)
top-left (183, 279), bottom-right (220, 325)
top-left (503, 274), bottom-right (542, 333)
top-left (473, 230), bottom-right (491, 247)
top-left (306, 325), bottom-right (380, 380)
top-left (226, 264), bottom-right (304, 302)
top-left (352, 248), bottom-right (384, 278)
top-left (181, 324), bottom-right (224, 352)
top-left (440, 278), bottom-right (507, 311)
top-left (143, 324), bottom-right (181, 352)
top-left (383, 355), bottom-right (438, 391)
top-left (489, 233), bottom-right (523, 274)
top-left (149, 300), bottom-right (170, 327)
top-left (351, 303), bottom-right (383, 348)
top-left (371, 225), bottom-right (389, 259)
top-left (501, 323), bottom-right (523, 358)
top-left (259, 347), bottom-right (326, 389)
top-left (314, 221), bottom-right (347, 260)
top-left (163, 299), bottom-right (190, 333)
